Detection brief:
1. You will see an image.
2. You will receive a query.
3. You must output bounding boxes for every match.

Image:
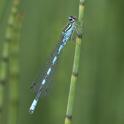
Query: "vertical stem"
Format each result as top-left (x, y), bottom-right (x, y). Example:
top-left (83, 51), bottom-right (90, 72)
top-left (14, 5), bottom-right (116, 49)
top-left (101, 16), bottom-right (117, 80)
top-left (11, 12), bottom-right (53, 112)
top-left (0, 21), bottom-right (9, 123)
top-left (64, 0), bottom-right (85, 124)
top-left (6, 0), bottom-right (22, 124)
top-left (0, 0), bottom-right (19, 122)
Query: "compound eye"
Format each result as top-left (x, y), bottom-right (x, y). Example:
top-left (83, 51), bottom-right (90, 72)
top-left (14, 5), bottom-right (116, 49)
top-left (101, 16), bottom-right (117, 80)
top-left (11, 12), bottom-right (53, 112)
top-left (68, 16), bottom-right (76, 22)
top-left (68, 16), bottom-right (73, 21)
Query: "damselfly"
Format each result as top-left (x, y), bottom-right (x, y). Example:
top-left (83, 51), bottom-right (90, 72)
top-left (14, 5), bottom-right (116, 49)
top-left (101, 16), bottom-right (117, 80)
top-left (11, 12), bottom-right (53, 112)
top-left (29, 16), bottom-right (80, 114)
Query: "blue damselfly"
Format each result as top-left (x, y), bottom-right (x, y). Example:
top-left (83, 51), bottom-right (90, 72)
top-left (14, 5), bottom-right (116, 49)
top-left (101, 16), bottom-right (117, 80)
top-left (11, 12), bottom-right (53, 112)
top-left (29, 16), bottom-right (80, 114)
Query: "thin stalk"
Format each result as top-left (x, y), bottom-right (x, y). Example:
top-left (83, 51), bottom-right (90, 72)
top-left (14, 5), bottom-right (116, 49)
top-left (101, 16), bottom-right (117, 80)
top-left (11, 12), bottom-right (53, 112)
top-left (8, 13), bottom-right (23, 124)
top-left (0, 26), bottom-right (9, 123)
top-left (0, 0), bottom-right (19, 122)
top-left (64, 0), bottom-right (85, 124)
top-left (5, 0), bottom-right (22, 124)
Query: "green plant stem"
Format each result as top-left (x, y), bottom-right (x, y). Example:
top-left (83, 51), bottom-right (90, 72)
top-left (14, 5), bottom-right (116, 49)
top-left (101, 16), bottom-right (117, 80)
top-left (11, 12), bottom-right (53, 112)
top-left (0, 0), bottom-right (18, 122)
top-left (5, 0), bottom-right (22, 124)
top-left (0, 40), bottom-right (9, 122)
top-left (64, 0), bottom-right (85, 124)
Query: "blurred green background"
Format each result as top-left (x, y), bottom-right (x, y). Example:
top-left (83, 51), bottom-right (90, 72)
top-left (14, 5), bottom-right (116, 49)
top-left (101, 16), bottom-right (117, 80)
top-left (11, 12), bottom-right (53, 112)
top-left (0, 0), bottom-right (124, 124)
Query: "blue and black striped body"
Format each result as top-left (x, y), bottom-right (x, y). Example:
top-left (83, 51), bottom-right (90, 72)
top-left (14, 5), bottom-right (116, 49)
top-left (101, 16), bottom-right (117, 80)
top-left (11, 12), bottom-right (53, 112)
top-left (29, 16), bottom-right (77, 114)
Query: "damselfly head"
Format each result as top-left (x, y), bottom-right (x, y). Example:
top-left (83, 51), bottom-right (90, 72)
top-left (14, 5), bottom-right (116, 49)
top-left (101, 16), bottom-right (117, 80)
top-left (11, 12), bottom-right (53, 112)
top-left (68, 16), bottom-right (77, 23)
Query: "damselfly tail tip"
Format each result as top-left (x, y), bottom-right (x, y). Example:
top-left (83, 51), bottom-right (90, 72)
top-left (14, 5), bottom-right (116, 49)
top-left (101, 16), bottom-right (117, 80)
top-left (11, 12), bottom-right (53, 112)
top-left (29, 105), bottom-right (35, 114)
top-left (29, 109), bottom-right (34, 114)
top-left (29, 99), bottom-right (38, 114)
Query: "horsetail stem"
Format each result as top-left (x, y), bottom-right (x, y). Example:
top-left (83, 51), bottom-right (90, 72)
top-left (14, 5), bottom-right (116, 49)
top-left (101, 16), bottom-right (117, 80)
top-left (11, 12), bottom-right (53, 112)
top-left (64, 0), bottom-right (85, 124)
top-left (0, 0), bottom-right (20, 122)
top-left (0, 1), bottom-right (23, 124)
